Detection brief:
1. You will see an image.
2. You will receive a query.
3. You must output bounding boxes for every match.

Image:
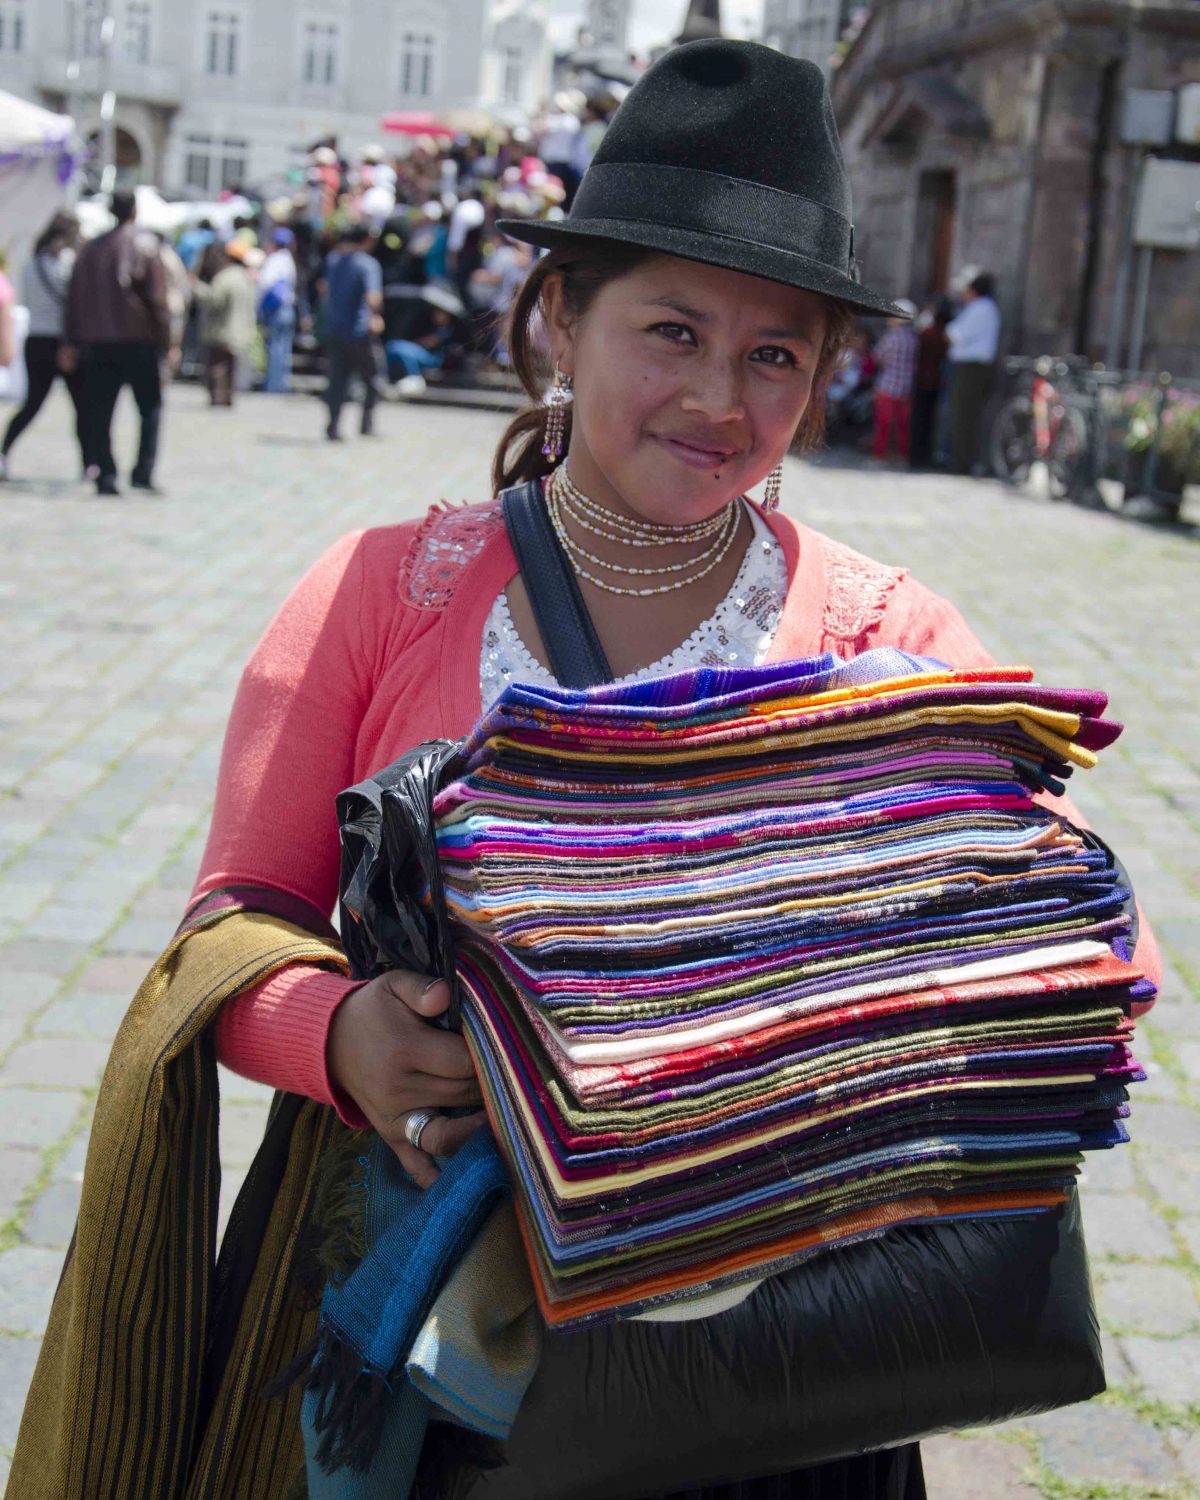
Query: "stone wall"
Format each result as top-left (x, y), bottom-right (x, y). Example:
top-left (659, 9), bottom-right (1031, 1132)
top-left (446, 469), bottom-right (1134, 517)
top-left (833, 0), bottom-right (1200, 376)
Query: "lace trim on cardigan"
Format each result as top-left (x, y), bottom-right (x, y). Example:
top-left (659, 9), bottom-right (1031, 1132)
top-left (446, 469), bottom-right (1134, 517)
top-left (400, 501), bottom-right (505, 611)
top-left (818, 534), bottom-right (906, 654)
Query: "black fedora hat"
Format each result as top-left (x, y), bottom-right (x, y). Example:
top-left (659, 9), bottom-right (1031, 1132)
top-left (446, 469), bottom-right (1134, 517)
top-left (497, 40), bottom-right (906, 318)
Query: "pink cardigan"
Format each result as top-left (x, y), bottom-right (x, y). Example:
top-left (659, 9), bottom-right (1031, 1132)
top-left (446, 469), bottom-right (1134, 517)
top-left (195, 501), bottom-right (1160, 1122)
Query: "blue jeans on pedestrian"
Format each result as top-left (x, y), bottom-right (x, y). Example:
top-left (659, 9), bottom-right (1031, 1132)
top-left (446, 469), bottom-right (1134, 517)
top-left (264, 307), bottom-right (296, 393)
top-left (385, 339), bottom-right (444, 381)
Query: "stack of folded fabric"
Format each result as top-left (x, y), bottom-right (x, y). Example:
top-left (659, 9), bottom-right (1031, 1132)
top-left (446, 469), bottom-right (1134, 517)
top-left (433, 649), bottom-right (1152, 1329)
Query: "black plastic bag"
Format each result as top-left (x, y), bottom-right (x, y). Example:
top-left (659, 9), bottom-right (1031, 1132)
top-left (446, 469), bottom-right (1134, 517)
top-left (419, 1192), bottom-right (1102, 1500)
top-left (337, 738), bottom-right (463, 1017)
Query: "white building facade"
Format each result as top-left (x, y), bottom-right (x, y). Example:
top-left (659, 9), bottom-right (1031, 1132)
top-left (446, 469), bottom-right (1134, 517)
top-left (0, 0), bottom-right (553, 193)
top-left (761, 0), bottom-right (857, 74)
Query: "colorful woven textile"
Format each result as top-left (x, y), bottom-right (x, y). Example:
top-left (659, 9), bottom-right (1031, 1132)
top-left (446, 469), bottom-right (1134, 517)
top-left (434, 650), bottom-right (1150, 1328)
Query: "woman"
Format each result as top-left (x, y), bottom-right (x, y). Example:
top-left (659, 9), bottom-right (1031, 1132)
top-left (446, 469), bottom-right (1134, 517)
top-left (193, 238), bottom-right (257, 406)
top-left (1, 213), bottom-right (87, 480)
top-left (258, 225), bottom-right (299, 393)
top-left (13, 41), bottom-right (1159, 1500)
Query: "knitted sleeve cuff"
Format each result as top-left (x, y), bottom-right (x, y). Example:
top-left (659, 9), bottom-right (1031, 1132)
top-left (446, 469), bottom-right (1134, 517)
top-left (213, 964), bottom-right (370, 1129)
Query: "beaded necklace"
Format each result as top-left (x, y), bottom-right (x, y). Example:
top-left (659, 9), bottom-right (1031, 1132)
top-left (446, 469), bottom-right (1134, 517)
top-left (547, 467), bottom-right (744, 598)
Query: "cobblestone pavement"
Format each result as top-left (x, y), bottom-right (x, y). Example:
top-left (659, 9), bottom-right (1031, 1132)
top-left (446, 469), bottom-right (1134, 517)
top-left (1, 384), bottom-right (1197, 1497)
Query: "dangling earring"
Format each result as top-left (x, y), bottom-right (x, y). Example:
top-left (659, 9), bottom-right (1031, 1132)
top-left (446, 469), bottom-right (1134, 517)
top-left (541, 366), bottom-right (574, 463)
top-left (762, 461), bottom-right (783, 513)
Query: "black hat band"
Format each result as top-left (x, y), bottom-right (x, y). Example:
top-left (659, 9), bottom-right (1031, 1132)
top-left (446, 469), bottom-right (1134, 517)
top-left (569, 162), bottom-right (855, 277)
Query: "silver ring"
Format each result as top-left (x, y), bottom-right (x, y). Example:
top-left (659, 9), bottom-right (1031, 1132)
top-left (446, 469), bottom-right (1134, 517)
top-left (404, 1108), bottom-right (440, 1152)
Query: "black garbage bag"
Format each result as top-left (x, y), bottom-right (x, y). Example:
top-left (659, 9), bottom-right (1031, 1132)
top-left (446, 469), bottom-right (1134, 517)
top-left (337, 738), bottom-right (463, 1008)
top-left (335, 747), bottom-right (1106, 1500)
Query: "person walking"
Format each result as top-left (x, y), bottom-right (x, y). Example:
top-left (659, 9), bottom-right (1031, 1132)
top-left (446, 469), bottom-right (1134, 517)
top-left (320, 222), bottom-right (383, 440)
top-left (946, 271), bottom-right (1001, 475)
top-left (1, 212), bottom-right (88, 481)
top-left (61, 189), bottom-right (173, 497)
top-left (910, 296), bottom-right (952, 470)
top-left (258, 226), bottom-right (298, 393)
top-left (193, 240), bottom-right (257, 407)
top-left (870, 298), bottom-right (918, 463)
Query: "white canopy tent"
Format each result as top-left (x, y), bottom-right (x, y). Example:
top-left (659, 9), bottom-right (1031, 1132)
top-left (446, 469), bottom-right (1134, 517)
top-left (0, 90), bottom-right (78, 283)
top-left (0, 90), bottom-right (78, 403)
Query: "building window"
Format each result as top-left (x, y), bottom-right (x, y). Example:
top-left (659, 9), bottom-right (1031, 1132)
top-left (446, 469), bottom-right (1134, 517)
top-left (500, 44), bottom-right (521, 104)
top-left (0, 0), bottom-right (25, 53)
top-left (205, 10), bottom-right (240, 76)
top-left (124, 0), bottom-right (151, 63)
top-left (79, 0), bottom-right (104, 58)
top-left (184, 132), bottom-right (247, 194)
top-left (302, 19), bottom-right (339, 85)
top-left (399, 30), bottom-right (436, 99)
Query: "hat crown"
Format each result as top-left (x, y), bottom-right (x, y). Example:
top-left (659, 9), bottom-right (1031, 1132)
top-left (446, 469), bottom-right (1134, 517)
top-left (495, 38), bottom-right (906, 319)
top-left (593, 41), bottom-right (852, 222)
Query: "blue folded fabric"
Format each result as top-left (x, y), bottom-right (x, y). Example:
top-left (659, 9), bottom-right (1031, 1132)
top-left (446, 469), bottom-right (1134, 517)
top-left (302, 1126), bottom-right (510, 1496)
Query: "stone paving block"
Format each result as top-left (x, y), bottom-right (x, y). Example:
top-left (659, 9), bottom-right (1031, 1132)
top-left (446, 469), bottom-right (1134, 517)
top-left (1177, 1216), bottom-right (1200, 1263)
top-left (0, 1147), bottom-right (40, 1217)
top-left (104, 913), bottom-right (178, 956)
top-left (920, 1434), bottom-right (1039, 1498)
top-left (21, 1178), bottom-right (81, 1248)
top-left (0, 1336), bottom-right (41, 1447)
top-left (1136, 1060), bottom-right (1185, 1104)
top-left (0, 1039), bottom-right (111, 1091)
top-left (75, 952), bottom-right (152, 994)
top-left (1142, 1147), bottom-right (1200, 1213)
top-left (52, 1130), bottom-right (89, 1183)
top-left (1026, 1400), bottom-right (1184, 1486)
top-left (1172, 1426), bottom-right (1200, 1486)
top-left (0, 882), bottom-right (56, 926)
top-left (0, 1089), bottom-right (84, 1148)
top-left (1177, 1040), bottom-right (1200, 1087)
top-left (1128, 1101), bottom-right (1200, 1152)
top-left (21, 903), bottom-right (120, 947)
top-left (0, 1246), bottom-right (63, 1334)
top-left (1122, 1334), bottom-right (1200, 1408)
top-left (1099, 1327), bottom-right (1134, 1390)
top-left (1082, 1195), bottom-right (1176, 1261)
top-left (0, 938), bottom-right (91, 978)
top-left (0, 972), bottom-right (59, 1022)
top-left (1078, 1144), bottom-right (1138, 1195)
top-left (33, 991), bottom-right (130, 1040)
top-left (1096, 1263), bottom-right (1200, 1337)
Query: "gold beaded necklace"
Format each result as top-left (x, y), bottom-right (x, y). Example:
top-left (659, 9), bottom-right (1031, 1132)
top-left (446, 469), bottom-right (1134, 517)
top-left (546, 467), bottom-right (744, 598)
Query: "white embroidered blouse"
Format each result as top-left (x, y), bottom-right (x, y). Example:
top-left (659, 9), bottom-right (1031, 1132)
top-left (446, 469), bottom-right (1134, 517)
top-left (479, 503), bottom-right (788, 709)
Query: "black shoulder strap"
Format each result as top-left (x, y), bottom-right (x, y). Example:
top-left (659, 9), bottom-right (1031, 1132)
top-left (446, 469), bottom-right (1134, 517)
top-left (500, 479), bottom-right (613, 689)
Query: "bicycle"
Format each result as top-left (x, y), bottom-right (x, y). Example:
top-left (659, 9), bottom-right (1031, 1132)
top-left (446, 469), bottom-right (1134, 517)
top-left (990, 356), bottom-right (1090, 500)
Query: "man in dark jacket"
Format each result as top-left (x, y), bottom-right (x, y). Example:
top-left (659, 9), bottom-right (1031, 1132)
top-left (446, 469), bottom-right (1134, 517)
top-left (63, 189), bottom-right (172, 496)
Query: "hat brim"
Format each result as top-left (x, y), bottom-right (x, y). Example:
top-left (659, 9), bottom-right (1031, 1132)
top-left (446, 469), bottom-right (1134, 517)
top-left (495, 216), bottom-right (909, 318)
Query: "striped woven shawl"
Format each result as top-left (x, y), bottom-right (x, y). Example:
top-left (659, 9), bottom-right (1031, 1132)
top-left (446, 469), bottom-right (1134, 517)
top-left (10, 904), bottom-right (350, 1500)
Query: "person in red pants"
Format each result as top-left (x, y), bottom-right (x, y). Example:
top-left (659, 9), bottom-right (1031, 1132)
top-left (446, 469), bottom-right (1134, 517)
top-left (871, 297), bottom-right (918, 463)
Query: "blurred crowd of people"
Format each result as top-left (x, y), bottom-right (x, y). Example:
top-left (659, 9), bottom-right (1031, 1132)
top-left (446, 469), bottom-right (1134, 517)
top-left (0, 114), bottom-right (1003, 494)
top-left (0, 94), bottom-right (619, 489)
top-left (826, 272), bottom-right (1002, 475)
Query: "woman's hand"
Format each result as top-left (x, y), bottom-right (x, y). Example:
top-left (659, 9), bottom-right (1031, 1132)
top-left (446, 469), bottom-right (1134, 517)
top-left (327, 970), bottom-right (486, 1187)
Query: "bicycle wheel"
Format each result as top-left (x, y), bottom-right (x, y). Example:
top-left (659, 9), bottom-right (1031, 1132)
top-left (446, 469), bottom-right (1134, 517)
top-left (990, 396), bottom-right (1035, 484)
top-left (1046, 402), bottom-right (1089, 501)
